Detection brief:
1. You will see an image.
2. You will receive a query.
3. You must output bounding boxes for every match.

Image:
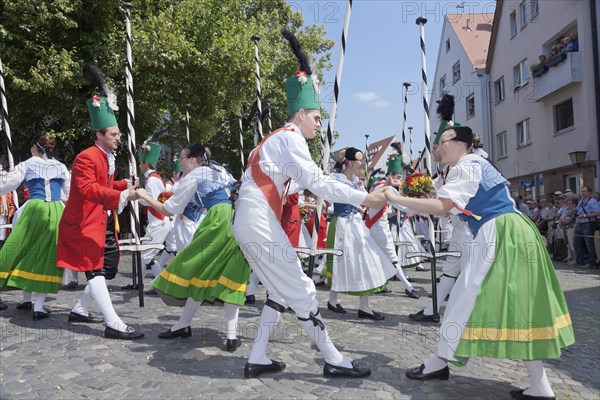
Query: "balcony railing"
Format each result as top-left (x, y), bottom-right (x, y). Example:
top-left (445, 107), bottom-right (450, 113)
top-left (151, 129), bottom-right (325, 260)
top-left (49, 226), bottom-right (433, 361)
top-left (532, 52), bottom-right (581, 102)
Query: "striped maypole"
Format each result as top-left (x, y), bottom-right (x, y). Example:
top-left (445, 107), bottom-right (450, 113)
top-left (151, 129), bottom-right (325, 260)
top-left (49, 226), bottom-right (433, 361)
top-left (251, 35), bottom-right (263, 146)
top-left (122, 1), bottom-right (144, 307)
top-left (264, 99), bottom-right (273, 134)
top-left (307, 0), bottom-right (353, 279)
top-left (408, 126), bottom-right (414, 165)
top-left (416, 16), bottom-right (439, 320)
top-left (0, 58), bottom-right (19, 209)
top-left (238, 116), bottom-right (245, 174)
top-left (364, 133), bottom-right (370, 181)
top-left (185, 104), bottom-right (190, 144)
top-left (401, 82), bottom-right (411, 166)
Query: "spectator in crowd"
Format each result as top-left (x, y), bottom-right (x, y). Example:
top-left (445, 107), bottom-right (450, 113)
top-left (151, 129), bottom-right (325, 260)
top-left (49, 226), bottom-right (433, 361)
top-left (573, 186), bottom-right (600, 267)
top-left (560, 197), bottom-right (579, 265)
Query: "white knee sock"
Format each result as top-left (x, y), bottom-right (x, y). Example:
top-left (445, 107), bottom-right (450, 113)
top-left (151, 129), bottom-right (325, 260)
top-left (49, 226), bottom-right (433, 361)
top-left (298, 312), bottom-right (352, 368)
top-left (87, 277), bottom-right (127, 332)
top-left (248, 305), bottom-right (281, 365)
top-left (328, 290), bottom-right (339, 306)
top-left (224, 302), bottom-right (239, 340)
top-left (72, 284), bottom-right (92, 316)
top-left (423, 355), bottom-right (448, 373)
top-left (523, 360), bottom-right (554, 397)
top-left (157, 250), bottom-right (174, 269)
top-left (394, 263), bottom-right (414, 291)
top-left (246, 271), bottom-right (260, 296)
top-left (70, 270), bottom-right (79, 283)
top-left (33, 293), bottom-right (47, 312)
top-left (171, 297), bottom-right (202, 331)
top-left (359, 296), bottom-right (372, 314)
top-left (424, 275), bottom-right (456, 315)
top-left (22, 291), bottom-right (32, 303)
top-left (150, 261), bottom-right (163, 280)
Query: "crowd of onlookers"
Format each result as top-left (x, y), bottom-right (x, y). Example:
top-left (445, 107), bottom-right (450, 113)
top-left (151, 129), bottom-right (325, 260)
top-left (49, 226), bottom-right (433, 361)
top-left (514, 186), bottom-right (600, 268)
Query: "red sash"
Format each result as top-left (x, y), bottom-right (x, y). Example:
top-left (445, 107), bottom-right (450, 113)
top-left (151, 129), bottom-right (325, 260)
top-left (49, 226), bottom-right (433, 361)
top-left (147, 172), bottom-right (165, 221)
top-left (365, 205), bottom-right (388, 229)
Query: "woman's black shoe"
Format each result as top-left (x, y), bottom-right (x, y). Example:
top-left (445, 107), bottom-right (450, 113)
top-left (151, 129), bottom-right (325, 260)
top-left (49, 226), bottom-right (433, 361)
top-left (405, 364), bottom-right (449, 380)
top-left (357, 309), bottom-right (385, 320)
top-left (105, 326), bottom-right (144, 340)
top-left (327, 302), bottom-right (347, 314)
top-left (244, 360), bottom-right (286, 379)
top-left (0, 301), bottom-right (7, 311)
top-left (225, 338), bottom-right (242, 352)
top-left (33, 311), bottom-right (50, 321)
top-left (158, 326), bottom-right (192, 339)
top-left (408, 310), bottom-right (440, 322)
top-left (510, 389), bottom-right (555, 400)
top-left (405, 289), bottom-right (420, 299)
top-left (16, 301), bottom-right (32, 310)
top-left (323, 360), bottom-right (371, 378)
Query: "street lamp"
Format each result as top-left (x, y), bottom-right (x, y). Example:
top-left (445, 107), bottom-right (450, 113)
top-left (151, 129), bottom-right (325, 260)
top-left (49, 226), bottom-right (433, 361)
top-left (569, 151), bottom-right (587, 167)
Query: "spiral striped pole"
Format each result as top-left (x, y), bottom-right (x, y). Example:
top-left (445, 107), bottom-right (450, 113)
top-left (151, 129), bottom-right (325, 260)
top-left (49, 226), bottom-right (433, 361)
top-left (265, 99), bottom-right (273, 134)
top-left (364, 134), bottom-right (370, 182)
top-left (238, 116), bottom-right (245, 174)
top-left (251, 35), bottom-right (263, 146)
top-left (185, 104), bottom-right (190, 144)
top-left (416, 16), bottom-right (438, 320)
top-left (0, 58), bottom-right (19, 209)
top-left (307, 0), bottom-right (353, 279)
top-left (401, 82), bottom-right (411, 166)
top-left (408, 126), bottom-right (414, 166)
top-left (122, 1), bottom-right (144, 307)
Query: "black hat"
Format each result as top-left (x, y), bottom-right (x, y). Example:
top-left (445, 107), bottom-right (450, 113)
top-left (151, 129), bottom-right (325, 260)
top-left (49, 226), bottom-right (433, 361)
top-left (344, 147), bottom-right (363, 161)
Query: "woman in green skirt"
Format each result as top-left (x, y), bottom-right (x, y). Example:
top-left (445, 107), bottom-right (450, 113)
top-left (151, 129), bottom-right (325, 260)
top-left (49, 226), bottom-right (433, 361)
top-left (0, 134), bottom-right (70, 320)
top-left (136, 144), bottom-right (250, 352)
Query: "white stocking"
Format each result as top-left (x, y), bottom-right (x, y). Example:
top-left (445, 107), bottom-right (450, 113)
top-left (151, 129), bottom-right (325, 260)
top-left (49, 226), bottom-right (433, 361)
top-left (298, 312), bottom-right (352, 368)
top-left (423, 355), bottom-right (447, 374)
top-left (72, 284), bottom-right (92, 316)
top-left (359, 296), bottom-right (372, 314)
top-left (328, 291), bottom-right (339, 306)
top-left (394, 263), bottom-right (414, 291)
top-left (33, 293), bottom-right (47, 312)
top-left (22, 291), bottom-right (32, 303)
top-left (150, 261), bottom-right (163, 280)
top-left (171, 297), bottom-right (202, 331)
top-left (246, 271), bottom-right (260, 296)
top-left (223, 302), bottom-right (239, 340)
top-left (523, 360), bottom-right (554, 397)
top-left (157, 250), bottom-right (174, 269)
top-left (248, 305), bottom-right (281, 365)
top-left (423, 275), bottom-right (456, 315)
top-left (87, 277), bottom-right (127, 332)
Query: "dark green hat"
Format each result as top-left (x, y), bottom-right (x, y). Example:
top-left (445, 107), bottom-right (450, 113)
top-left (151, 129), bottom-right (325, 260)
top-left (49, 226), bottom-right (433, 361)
top-left (286, 73), bottom-right (321, 114)
top-left (172, 155), bottom-right (183, 172)
top-left (140, 142), bottom-right (161, 165)
top-left (87, 95), bottom-right (118, 130)
top-left (387, 154), bottom-right (403, 174)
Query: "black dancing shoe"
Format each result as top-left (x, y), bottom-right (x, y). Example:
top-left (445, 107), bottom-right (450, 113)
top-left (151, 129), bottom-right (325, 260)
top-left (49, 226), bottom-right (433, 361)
top-left (225, 338), bottom-right (242, 352)
top-left (16, 301), bottom-right (32, 310)
top-left (327, 302), bottom-right (347, 314)
top-left (510, 389), bottom-right (555, 400)
top-left (408, 310), bottom-right (440, 323)
top-left (120, 283), bottom-right (138, 290)
top-left (323, 360), bottom-right (372, 378)
top-left (32, 311), bottom-right (50, 321)
top-left (105, 326), bottom-right (144, 340)
top-left (405, 289), bottom-right (421, 299)
top-left (68, 311), bottom-right (104, 324)
top-left (245, 295), bottom-right (255, 304)
top-left (357, 309), bottom-right (385, 321)
top-left (144, 289), bottom-right (158, 295)
top-left (158, 326), bottom-right (192, 339)
top-left (406, 276), bottom-right (415, 283)
top-left (378, 287), bottom-right (392, 294)
top-left (244, 360), bottom-right (286, 379)
top-left (0, 301), bottom-right (7, 311)
top-left (405, 364), bottom-right (449, 380)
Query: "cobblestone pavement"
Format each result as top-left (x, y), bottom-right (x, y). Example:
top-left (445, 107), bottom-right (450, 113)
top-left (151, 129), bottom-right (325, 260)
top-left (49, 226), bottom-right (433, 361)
top-left (0, 259), bottom-right (598, 399)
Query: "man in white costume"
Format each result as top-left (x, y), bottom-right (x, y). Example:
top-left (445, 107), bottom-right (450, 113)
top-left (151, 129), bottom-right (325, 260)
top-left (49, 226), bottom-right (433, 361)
top-left (232, 29), bottom-right (388, 379)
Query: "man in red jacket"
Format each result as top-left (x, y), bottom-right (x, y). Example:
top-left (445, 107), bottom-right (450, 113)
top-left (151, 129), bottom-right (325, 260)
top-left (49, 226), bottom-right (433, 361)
top-left (57, 89), bottom-right (143, 340)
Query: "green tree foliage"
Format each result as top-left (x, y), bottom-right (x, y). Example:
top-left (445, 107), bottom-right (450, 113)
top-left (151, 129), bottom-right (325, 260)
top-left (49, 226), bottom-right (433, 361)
top-left (0, 0), bottom-right (334, 177)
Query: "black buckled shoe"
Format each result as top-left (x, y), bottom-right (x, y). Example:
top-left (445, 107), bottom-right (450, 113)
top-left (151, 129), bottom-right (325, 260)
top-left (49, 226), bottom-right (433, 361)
top-left (145, 289), bottom-right (158, 295)
top-left (33, 310), bottom-right (50, 321)
top-left (406, 364), bottom-right (449, 380)
top-left (16, 301), bottom-right (32, 310)
top-left (158, 326), bottom-right (192, 339)
top-left (120, 283), bottom-right (138, 290)
top-left (105, 326), bottom-right (144, 340)
top-left (405, 289), bottom-right (421, 299)
top-left (245, 295), bottom-right (255, 304)
top-left (510, 389), bottom-right (556, 400)
top-left (358, 309), bottom-right (385, 321)
top-left (408, 310), bottom-right (440, 322)
top-left (225, 338), bottom-right (242, 352)
top-left (244, 360), bottom-right (286, 379)
top-left (323, 360), bottom-right (372, 378)
top-left (327, 302), bottom-right (347, 314)
top-left (68, 311), bottom-right (104, 324)
top-left (406, 275), bottom-right (415, 283)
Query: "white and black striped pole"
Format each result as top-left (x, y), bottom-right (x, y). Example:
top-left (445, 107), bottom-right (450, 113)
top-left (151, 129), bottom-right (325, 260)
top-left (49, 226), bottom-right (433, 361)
top-left (408, 126), bottom-right (414, 165)
top-left (185, 104), bottom-right (190, 144)
top-left (238, 116), bottom-right (245, 174)
top-left (251, 35), bottom-right (263, 146)
top-left (364, 134), bottom-right (370, 182)
top-left (416, 16), bottom-right (438, 320)
top-left (307, 0), bottom-right (353, 279)
top-left (401, 82), bottom-right (411, 167)
top-left (122, 1), bottom-right (144, 306)
top-left (0, 58), bottom-right (19, 210)
top-left (264, 99), bottom-right (273, 134)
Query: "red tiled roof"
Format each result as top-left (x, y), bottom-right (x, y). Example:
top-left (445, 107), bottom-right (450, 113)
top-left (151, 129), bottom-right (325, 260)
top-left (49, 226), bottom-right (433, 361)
top-left (447, 13), bottom-right (495, 69)
top-left (366, 135), bottom-right (396, 170)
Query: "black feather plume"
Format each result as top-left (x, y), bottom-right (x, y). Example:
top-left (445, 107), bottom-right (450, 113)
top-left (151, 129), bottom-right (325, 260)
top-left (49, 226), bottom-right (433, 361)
top-left (282, 28), bottom-right (312, 74)
top-left (84, 64), bottom-right (110, 96)
top-left (436, 94), bottom-right (455, 121)
top-left (146, 128), bottom-right (169, 144)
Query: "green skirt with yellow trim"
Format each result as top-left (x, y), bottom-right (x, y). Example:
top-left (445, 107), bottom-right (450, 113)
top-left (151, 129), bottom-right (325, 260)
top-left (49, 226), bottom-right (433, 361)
top-left (454, 213), bottom-right (575, 361)
top-left (152, 203), bottom-right (250, 307)
top-left (0, 199), bottom-right (64, 293)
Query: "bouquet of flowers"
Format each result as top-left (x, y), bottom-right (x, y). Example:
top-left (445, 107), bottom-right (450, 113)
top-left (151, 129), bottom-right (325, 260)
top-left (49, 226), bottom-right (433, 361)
top-left (158, 191), bottom-right (174, 203)
top-left (401, 172), bottom-right (434, 198)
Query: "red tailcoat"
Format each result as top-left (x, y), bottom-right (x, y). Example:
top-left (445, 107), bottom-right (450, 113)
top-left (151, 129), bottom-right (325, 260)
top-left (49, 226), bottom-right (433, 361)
top-left (57, 146), bottom-right (128, 271)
